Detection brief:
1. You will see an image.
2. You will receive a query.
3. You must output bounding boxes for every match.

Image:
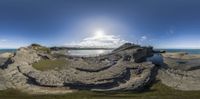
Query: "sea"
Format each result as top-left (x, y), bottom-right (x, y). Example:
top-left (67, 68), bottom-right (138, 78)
top-left (0, 49), bottom-right (16, 54)
top-left (155, 49), bottom-right (200, 54)
top-left (0, 49), bottom-right (200, 56)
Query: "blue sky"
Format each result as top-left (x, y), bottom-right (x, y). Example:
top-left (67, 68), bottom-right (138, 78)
top-left (0, 0), bottom-right (200, 48)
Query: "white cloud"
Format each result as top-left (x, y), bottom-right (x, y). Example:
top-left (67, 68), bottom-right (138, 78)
top-left (137, 36), bottom-right (152, 46)
top-left (66, 33), bottom-right (128, 48)
top-left (141, 36), bottom-right (147, 41)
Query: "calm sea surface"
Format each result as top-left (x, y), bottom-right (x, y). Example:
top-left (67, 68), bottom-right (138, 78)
top-left (0, 49), bottom-right (16, 54)
top-left (155, 49), bottom-right (200, 54)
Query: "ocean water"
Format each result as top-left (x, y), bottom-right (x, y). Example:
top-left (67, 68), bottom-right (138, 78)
top-left (0, 49), bottom-right (16, 54)
top-left (155, 49), bottom-right (200, 54)
top-left (1, 48), bottom-right (200, 55)
top-left (148, 49), bottom-right (200, 65)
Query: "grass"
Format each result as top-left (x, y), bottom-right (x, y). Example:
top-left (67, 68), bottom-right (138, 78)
top-left (0, 81), bottom-right (200, 99)
top-left (30, 43), bottom-right (51, 53)
top-left (32, 59), bottom-right (68, 71)
top-left (34, 47), bottom-right (51, 54)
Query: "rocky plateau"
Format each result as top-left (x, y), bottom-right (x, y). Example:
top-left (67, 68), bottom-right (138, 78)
top-left (0, 43), bottom-right (199, 94)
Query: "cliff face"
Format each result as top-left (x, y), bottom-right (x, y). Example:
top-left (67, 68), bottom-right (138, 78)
top-left (0, 43), bottom-right (156, 93)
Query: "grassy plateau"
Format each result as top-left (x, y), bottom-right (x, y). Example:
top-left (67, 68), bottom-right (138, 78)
top-left (32, 59), bottom-right (68, 71)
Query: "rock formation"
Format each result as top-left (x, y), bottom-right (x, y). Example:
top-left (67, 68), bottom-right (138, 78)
top-left (1, 43), bottom-right (200, 94)
top-left (158, 52), bottom-right (200, 91)
top-left (0, 43), bottom-right (157, 93)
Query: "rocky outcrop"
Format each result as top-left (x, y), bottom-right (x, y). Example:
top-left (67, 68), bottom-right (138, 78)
top-left (158, 52), bottom-right (200, 91)
top-left (0, 69), bottom-right (7, 90)
top-left (0, 46), bottom-right (73, 94)
top-left (0, 43), bottom-right (157, 93)
top-left (112, 43), bottom-right (153, 62)
top-left (0, 52), bottom-right (13, 67)
top-left (1, 44), bottom-right (200, 93)
top-left (158, 68), bottom-right (200, 91)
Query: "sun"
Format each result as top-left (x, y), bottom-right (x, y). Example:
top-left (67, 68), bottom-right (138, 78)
top-left (94, 30), bottom-right (105, 38)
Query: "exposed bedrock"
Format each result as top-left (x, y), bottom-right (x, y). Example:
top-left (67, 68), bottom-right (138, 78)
top-left (0, 43), bottom-right (158, 93)
top-left (3, 43), bottom-right (200, 92)
top-left (158, 52), bottom-right (200, 91)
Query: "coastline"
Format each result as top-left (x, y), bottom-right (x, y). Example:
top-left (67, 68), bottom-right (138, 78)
top-left (0, 44), bottom-right (200, 94)
top-left (0, 49), bottom-right (16, 54)
top-left (1, 48), bottom-right (200, 55)
top-left (155, 49), bottom-right (200, 54)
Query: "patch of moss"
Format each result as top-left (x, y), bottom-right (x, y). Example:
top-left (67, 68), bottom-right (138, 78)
top-left (32, 59), bottom-right (69, 71)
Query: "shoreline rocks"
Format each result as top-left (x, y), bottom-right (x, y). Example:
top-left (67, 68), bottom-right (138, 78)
top-left (157, 52), bottom-right (200, 91)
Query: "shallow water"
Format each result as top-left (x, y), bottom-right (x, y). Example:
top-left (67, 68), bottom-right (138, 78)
top-left (67, 50), bottom-right (112, 56)
top-left (147, 54), bottom-right (164, 65)
top-left (67, 49), bottom-right (165, 65)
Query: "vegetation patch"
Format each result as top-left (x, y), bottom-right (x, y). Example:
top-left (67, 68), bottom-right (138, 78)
top-left (1, 81), bottom-right (200, 99)
top-left (32, 59), bottom-right (69, 71)
top-left (30, 43), bottom-right (51, 53)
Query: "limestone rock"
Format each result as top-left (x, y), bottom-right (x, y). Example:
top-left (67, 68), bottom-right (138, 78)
top-left (0, 43), bottom-right (157, 93)
top-left (158, 52), bottom-right (200, 91)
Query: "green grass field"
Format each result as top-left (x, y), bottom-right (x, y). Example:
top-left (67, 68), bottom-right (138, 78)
top-left (0, 81), bottom-right (200, 99)
top-left (32, 59), bottom-right (68, 71)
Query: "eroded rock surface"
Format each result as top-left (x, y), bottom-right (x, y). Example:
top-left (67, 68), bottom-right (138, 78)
top-left (0, 43), bottom-right (157, 93)
top-left (158, 52), bottom-right (200, 91)
top-left (1, 44), bottom-right (200, 93)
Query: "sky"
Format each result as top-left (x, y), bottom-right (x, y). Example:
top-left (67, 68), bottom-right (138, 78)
top-left (0, 0), bottom-right (200, 48)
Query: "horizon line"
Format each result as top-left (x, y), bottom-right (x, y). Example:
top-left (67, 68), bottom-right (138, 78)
top-left (1, 47), bottom-right (200, 50)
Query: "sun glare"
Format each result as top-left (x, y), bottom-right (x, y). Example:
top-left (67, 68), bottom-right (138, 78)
top-left (95, 30), bottom-right (105, 38)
